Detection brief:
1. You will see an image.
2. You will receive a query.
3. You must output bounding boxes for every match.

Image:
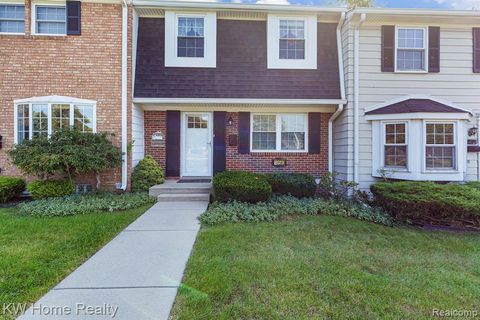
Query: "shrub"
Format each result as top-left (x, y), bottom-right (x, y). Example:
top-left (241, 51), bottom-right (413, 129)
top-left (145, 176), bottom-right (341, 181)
top-left (18, 192), bottom-right (155, 217)
top-left (0, 177), bottom-right (25, 203)
top-left (318, 171), bottom-right (358, 200)
top-left (27, 180), bottom-right (75, 200)
top-left (213, 171), bottom-right (272, 203)
top-left (263, 173), bottom-right (317, 198)
top-left (199, 195), bottom-right (393, 226)
top-left (371, 181), bottom-right (480, 227)
top-left (131, 156), bottom-right (165, 192)
top-left (9, 129), bottom-right (121, 189)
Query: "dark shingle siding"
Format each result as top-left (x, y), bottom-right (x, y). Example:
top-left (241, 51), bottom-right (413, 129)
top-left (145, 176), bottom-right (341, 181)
top-left (134, 18), bottom-right (341, 99)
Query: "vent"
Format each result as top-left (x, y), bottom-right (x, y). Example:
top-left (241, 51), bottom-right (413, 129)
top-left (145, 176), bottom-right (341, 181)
top-left (217, 10), bottom-right (267, 20)
top-left (136, 8), bottom-right (165, 18)
top-left (75, 184), bottom-right (93, 194)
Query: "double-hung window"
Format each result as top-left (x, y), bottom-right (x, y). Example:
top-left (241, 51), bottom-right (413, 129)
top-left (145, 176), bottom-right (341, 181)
top-left (384, 123), bottom-right (407, 168)
top-left (279, 19), bottom-right (305, 60)
top-left (34, 5), bottom-right (66, 35)
top-left (396, 27), bottom-right (426, 72)
top-left (15, 97), bottom-right (96, 144)
top-left (177, 17), bottom-right (204, 58)
top-left (425, 123), bottom-right (456, 170)
top-left (0, 4), bottom-right (25, 34)
top-left (251, 114), bottom-right (307, 152)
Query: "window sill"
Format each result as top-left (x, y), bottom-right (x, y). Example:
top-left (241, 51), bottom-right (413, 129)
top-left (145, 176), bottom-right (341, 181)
top-left (249, 151), bottom-right (309, 156)
top-left (422, 170), bottom-right (459, 174)
top-left (0, 32), bottom-right (25, 36)
top-left (394, 70), bottom-right (428, 74)
top-left (31, 33), bottom-right (67, 37)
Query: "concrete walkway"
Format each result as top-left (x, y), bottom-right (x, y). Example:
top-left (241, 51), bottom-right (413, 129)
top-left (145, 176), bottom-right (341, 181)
top-left (19, 201), bottom-right (208, 320)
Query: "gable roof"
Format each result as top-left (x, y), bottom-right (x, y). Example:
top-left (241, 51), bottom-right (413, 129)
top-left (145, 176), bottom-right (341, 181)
top-left (365, 95), bottom-right (472, 116)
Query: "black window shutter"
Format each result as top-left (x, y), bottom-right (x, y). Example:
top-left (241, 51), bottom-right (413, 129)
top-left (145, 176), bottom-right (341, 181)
top-left (166, 111), bottom-right (180, 177)
top-left (428, 26), bottom-right (440, 73)
top-left (381, 25), bottom-right (395, 72)
top-left (213, 111), bottom-right (227, 174)
top-left (474, 28), bottom-right (480, 73)
top-left (66, 1), bottom-right (81, 35)
top-left (238, 112), bottom-right (250, 154)
top-left (308, 113), bottom-right (321, 154)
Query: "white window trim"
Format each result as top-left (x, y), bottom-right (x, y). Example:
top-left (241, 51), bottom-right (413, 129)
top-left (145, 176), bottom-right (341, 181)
top-left (250, 113), bottom-right (308, 153)
top-left (394, 26), bottom-right (428, 73)
top-left (267, 14), bottom-right (317, 70)
top-left (422, 120), bottom-right (458, 173)
top-left (0, 2), bottom-right (26, 35)
top-left (31, 3), bottom-right (66, 37)
top-left (381, 121), bottom-right (409, 171)
top-left (14, 101), bottom-right (97, 144)
top-left (164, 11), bottom-right (216, 68)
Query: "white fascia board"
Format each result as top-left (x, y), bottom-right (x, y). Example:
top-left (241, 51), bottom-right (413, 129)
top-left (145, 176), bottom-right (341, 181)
top-left (364, 95), bottom-right (474, 115)
top-left (352, 7), bottom-right (480, 17)
top-left (365, 112), bottom-right (470, 121)
top-left (132, 0), bottom-right (345, 13)
top-left (14, 95), bottom-right (97, 104)
top-left (133, 98), bottom-right (347, 105)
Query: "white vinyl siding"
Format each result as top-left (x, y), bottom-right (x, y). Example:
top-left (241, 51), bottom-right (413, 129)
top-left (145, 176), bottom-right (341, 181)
top-left (132, 105), bottom-right (145, 167)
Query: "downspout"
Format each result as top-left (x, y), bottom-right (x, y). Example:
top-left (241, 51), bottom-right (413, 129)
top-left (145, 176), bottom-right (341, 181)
top-left (328, 12), bottom-right (346, 173)
top-left (120, 0), bottom-right (129, 190)
top-left (353, 13), bottom-right (366, 183)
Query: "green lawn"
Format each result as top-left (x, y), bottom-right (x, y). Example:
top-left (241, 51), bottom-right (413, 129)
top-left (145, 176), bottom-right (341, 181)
top-left (0, 205), bottom-right (151, 320)
top-left (172, 216), bottom-right (480, 320)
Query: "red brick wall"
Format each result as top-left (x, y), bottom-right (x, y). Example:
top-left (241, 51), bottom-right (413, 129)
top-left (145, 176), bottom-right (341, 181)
top-left (0, 1), bottom-right (130, 189)
top-left (144, 111), bottom-right (331, 177)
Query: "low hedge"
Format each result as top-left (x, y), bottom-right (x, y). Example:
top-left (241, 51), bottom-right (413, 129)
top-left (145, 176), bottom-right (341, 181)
top-left (27, 180), bottom-right (75, 200)
top-left (371, 181), bottom-right (480, 227)
top-left (18, 192), bottom-right (156, 217)
top-left (0, 177), bottom-right (26, 203)
top-left (263, 173), bottom-right (317, 198)
top-left (131, 155), bottom-right (165, 192)
top-left (200, 195), bottom-right (393, 226)
top-left (213, 171), bottom-right (272, 203)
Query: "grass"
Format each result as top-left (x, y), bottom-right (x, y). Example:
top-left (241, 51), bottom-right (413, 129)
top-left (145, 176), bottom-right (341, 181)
top-left (172, 216), bottom-right (480, 320)
top-left (0, 205), bottom-right (152, 320)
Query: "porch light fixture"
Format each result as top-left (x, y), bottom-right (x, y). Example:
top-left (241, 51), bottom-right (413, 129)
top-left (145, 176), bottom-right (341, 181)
top-left (468, 127), bottom-right (478, 137)
top-left (227, 116), bottom-right (233, 126)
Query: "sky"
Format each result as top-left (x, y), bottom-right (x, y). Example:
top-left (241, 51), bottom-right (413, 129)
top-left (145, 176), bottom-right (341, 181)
top-left (211, 0), bottom-right (480, 10)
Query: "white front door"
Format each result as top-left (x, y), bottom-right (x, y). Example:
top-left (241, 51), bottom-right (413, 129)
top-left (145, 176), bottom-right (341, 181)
top-left (182, 113), bottom-right (212, 177)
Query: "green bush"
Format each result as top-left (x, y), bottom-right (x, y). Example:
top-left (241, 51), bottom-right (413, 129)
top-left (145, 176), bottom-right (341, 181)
top-left (131, 156), bottom-right (165, 192)
top-left (263, 173), bottom-right (317, 198)
top-left (0, 177), bottom-right (25, 203)
top-left (371, 181), bottom-right (480, 227)
top-left (18, 192), bottom-right (155, 217)
top-left (213, 171), bottom-right (272, 203)
top-left (27, 180), bottom-right (75, 200)
top-left (200, 195), bottom-right (393, 226)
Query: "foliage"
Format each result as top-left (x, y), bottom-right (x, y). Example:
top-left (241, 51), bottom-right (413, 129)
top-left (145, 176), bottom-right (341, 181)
top-left (18, 192), bottom-right (156, 217)
top-left (131, 155), bottom-right (165, 192)
top-left (213, 171), bottom-right (272, 203)
top-left (9, 129), bottom-right (121, 188)
top-left (337, 0), bottom-right (374, 8)
top-left (0, 177), bottom-right (26, 203)
top-left (317, 171), bottom-right (358, 200)
top-left (27, 180), bottom-right (75, 200)
top-left (263, 173), bottom-right (317, 198)
top-left (200, 195), bottom-right (393, 226)
top-left (371, 181), bottom-right (480, 228)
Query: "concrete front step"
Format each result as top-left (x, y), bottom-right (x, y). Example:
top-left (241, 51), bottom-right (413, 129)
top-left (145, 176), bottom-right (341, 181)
top-left (157, 193), bottom-right (210, 202)
top-left (150, 187), bottom-right (211, 196)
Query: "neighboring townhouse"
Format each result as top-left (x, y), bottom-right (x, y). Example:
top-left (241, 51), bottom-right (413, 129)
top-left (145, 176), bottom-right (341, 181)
top-left (336, 8), bottom-right (480, 189)
top-left (0, 0), bottom-right (132, 188)
top-left (131, 1), bottom-right (346, 179)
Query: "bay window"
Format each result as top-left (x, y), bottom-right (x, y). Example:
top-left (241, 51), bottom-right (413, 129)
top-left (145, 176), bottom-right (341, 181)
top-left (384, 123), bottom-right (407, 168)
top-left (425, 123), bottom-right (456, 170)
top-left (251, 113), bottom-right (307, 152)
top-left (14, 97), bottom-right (96, 144)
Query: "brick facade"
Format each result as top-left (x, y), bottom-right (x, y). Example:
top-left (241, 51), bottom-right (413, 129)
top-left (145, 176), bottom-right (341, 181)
top-left (0, 1), bottom-right (132, 189)
top-left (143, 111), bottom-right (331, 177)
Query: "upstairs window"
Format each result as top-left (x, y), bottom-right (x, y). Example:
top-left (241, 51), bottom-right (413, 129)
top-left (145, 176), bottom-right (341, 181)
top-left (396, 28), bottom-right (426, 72)
top-left (34, 5), bottom-right (66, 35)
top-left (425, 123), bottom-right (456, 170)
top-left (177, 17), bottom-right (204, 58)
top-left (165, 11), bottom-right (216, 68)
top-left (279, 20), bottom-right (305, 60)
top-left (384, 123), bottom-right (407, 168)
top-left (0, 4), bottom-right (25, 34)
top-left (267, 15), bottom-right (317, 69)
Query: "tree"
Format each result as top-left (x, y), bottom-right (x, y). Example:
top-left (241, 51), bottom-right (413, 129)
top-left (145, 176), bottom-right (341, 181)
top-left (9, 129), bottom-right (122, 189)
top-left (338, 0), bottom-right (374, 8)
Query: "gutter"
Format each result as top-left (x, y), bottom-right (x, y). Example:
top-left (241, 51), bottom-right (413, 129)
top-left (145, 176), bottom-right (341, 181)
top-left (328, 12), bottom-right (346, 173)
top-left (120, 0), bottom-right (129, 191)
top-left (353, 13), bottom-right (366, 184)
top-left (132, 98), bottom-right (346, 105)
